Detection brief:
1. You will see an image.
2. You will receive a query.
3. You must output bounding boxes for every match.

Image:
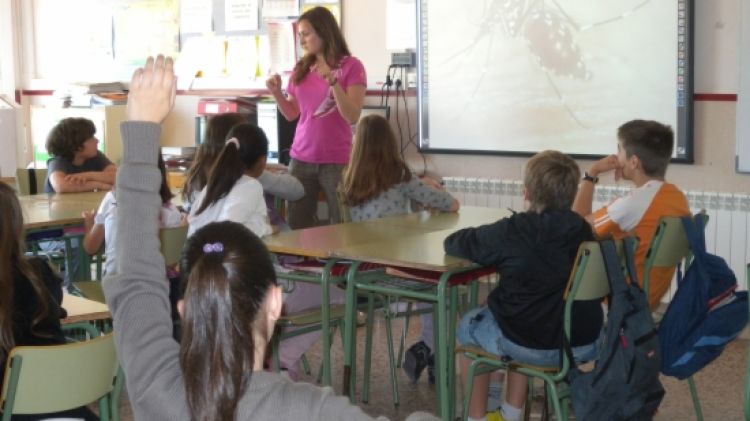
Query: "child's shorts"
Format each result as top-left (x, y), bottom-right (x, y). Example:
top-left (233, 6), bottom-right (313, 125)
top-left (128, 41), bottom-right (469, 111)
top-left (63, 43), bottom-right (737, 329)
top-left (456, 307), bottom-right (601, 367)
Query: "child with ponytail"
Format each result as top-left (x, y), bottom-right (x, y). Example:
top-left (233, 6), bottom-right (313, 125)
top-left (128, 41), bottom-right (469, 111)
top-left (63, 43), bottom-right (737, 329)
top-left (187, 123), bottom-right (273, 238)
top-left (106, 54), bottom-right (441, 421)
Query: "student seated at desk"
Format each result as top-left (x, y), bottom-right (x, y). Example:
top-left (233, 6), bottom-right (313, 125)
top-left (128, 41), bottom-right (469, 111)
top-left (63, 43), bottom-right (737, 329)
top-left (182, 112), bottom-right (303, 229)
top-left (572, 119), bottom-right (690, 310)
top-left (104, 54), bottom-right (437, 421)
top-left (81, 153), bottom-right (183, 276)
top-left (187, 123), bottom-right (273, 238)
top-left (0, 182), bottom-right (97, 421)
top-left (339, 114), bottom-right (459, 384)
top-left (445, 151), bottom-right (603, 421)
top-left (44, 117), bottom-right (116, 193)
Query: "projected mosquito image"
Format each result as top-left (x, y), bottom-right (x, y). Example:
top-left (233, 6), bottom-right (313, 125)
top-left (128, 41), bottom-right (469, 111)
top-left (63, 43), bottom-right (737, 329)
top-left (422, 0), bottom-right (679, 156)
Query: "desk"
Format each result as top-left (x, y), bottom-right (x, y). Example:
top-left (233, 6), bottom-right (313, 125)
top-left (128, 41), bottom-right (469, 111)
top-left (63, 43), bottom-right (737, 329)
top-left (263, 206), bottom-right (509, 415)
top-left (61, 293), bottom-right (110, 324)
top-left (331, 208), bottom-right (510, 420)
top-left (361, 206), bottom-right (511, 232)
top-left (20, 191), bottom-right (106, 230)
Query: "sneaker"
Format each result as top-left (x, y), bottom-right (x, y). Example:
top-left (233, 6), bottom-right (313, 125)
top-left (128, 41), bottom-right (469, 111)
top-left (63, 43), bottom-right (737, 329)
top-left (485, 409), bottom-right (507, 421)
top-left (403, 341), bottom-right (431, 383)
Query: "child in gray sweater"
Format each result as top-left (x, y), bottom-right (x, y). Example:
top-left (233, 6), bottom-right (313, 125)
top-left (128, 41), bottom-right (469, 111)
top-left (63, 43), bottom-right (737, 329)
top-left (104, 55), bottom-right (437, 421)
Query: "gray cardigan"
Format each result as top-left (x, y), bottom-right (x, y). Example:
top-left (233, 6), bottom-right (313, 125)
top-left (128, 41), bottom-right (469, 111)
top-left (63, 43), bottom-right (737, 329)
top-left (103, 121), bottom-right (403, 420)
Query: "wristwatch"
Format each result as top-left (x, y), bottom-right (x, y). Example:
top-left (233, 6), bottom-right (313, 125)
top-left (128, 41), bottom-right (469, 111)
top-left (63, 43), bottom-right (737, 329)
top-left (582, 171), bottom-right (599, 184)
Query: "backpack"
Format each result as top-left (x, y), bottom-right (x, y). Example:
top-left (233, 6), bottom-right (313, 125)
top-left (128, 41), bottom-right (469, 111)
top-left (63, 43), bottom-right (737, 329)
top-left (567, 238), bottom-right (664, 421)
top-left (657, 216), bottom-right (749, 379)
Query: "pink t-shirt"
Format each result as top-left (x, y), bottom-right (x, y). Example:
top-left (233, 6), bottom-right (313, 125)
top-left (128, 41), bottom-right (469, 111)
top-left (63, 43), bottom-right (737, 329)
top-left (287, 56), bottom-right (367, 164)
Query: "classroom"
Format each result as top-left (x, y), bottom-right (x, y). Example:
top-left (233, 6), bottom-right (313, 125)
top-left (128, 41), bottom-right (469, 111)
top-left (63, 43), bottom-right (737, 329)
top-left (1, 0), bottom-right (749, 420)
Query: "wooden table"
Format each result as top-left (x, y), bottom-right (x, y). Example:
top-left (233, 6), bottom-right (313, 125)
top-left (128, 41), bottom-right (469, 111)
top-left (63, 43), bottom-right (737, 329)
top-left (61, 293), bottom-right (110, 324)
top-left (264, 206), bottom-right (510, 412)
top-left (20, 191), bottom-right (106, 230)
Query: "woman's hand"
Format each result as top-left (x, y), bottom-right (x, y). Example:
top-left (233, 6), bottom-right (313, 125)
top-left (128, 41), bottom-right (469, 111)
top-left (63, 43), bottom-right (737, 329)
top-left (314, 61), bottom-right (336, 85)
top-left (266, 74), bottom-right (283, 95)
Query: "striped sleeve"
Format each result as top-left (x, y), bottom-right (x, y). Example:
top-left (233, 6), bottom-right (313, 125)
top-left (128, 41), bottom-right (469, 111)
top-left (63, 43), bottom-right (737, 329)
top-left (592, 206), bottom-right (623, 237)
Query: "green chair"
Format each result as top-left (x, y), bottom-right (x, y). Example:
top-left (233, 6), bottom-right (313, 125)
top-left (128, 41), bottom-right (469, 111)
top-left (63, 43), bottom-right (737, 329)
top-left (0, 326), bottom-right (119, 421)
top-left (159, 224), bottom-right (189, 267)
top-left (15, 168), bottom-right (47, 195)
top-left (457, 240), bottom-right (617, 421)
top-left (642, 214), bottom-right (708, 421)
top-left (74, 224), bottom-right (189, 304)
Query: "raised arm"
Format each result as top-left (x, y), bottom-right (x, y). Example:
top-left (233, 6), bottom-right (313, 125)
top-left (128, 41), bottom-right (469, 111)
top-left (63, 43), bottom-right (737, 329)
top-left (572, 155), bottom-right (619, 224)
top-left (315, 61), bottom-right (366, 124)
top-left (266, 74), bottom-right (301, 121)
top-left (103, 55), bottom-right (190, 419)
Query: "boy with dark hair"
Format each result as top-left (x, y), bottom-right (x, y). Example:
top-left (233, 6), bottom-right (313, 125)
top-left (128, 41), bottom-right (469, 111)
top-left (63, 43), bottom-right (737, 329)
top-left (572, 119), bottom-right (690, 309)
top-left (44, 117), bottom-right (116, 193)
top-left (446, 150), bottom-right (603, 421)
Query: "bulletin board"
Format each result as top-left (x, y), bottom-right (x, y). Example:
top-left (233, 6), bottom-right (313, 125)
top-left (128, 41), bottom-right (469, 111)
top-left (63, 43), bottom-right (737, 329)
top-left (30, 0), bottom-right (340, 87)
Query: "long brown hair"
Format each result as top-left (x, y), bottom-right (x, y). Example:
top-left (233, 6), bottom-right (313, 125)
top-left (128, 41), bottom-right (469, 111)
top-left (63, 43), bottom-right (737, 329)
top-left (157, 153), bottom-right (174, 205)
top-left (340, 114), bottom-right (411, 206)
top-left (193, 123), bottom-right (269, 216)
top-left (182, 113), bottom-right (246, 203)
top-left (0, 182), bottom-right (54, 362)
top-left (292, 6), bottom-right (351, 84)
top-left (179, 221), bottom-right (277, 421)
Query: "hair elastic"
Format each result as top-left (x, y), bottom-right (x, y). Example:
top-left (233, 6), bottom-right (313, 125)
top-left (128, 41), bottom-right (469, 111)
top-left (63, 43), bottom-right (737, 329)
top-left (225, 137), bottom-right (240, 150)
top-left (202, 242), bottom-right (224, 254)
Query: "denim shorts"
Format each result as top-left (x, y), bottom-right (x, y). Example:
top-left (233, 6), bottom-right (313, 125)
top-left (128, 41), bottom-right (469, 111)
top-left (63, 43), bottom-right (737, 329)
top-left (456, 307), bottom-right (602, 367)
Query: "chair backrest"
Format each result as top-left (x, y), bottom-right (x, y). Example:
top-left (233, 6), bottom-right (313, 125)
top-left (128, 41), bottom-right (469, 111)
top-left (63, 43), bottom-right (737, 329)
top-left (15, 168), bottom-right (48, 195)
top-left (336, 190), bottom-right (352, 223)
top-left (0, 333), bottom-right (118, 418)
top-left (160, 224), bottom-right (189, 267)
top-left (642, 212), bottom-right (708, 294)
top-left (564, 240), bottom-right (613, 303)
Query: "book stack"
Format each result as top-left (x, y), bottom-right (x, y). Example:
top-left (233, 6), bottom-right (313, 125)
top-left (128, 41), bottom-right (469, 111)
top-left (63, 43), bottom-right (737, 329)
top-left (54, 82), bottom-right (128, 107)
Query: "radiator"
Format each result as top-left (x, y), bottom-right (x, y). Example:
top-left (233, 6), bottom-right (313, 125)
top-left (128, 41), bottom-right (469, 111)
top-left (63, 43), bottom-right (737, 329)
top-left (442, 177), bottom-right (750, 296)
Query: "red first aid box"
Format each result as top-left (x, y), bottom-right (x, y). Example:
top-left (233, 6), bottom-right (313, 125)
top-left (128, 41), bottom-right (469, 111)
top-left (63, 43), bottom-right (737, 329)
top-left (197, 98), bottom-right (257, 115)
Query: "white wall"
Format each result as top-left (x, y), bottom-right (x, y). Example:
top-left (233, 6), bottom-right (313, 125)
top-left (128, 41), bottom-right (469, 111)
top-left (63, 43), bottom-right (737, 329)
top-left (14, 0), bottom-right (750, 193)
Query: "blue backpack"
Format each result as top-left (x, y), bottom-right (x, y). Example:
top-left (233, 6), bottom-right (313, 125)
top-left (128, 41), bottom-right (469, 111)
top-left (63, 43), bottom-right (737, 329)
top-left (658, 216), bottom-right (749, 379)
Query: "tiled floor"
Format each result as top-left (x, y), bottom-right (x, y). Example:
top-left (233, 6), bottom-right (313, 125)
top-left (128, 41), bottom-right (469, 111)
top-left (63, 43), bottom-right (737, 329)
top-left (114, 313), bottom-right (748, 420)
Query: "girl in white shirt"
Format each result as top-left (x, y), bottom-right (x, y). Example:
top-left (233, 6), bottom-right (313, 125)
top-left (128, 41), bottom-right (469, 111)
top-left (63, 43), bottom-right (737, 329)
top-left (82, 153), bottom-right (183, 276)
top-left (188, 123), bottom-right (272, 238)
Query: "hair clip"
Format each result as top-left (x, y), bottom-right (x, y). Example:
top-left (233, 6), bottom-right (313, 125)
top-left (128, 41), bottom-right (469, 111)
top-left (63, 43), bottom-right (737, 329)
top-left (202, 242), bottom-right (224, 254)
top-left (225, 137), bottom-right (240, 150)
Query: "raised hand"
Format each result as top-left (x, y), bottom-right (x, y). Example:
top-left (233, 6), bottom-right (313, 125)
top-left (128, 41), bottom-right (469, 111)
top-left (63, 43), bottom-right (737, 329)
top-left (127, 55), bottom-right (177, 123)
top-left (265, 74), bottom-right (283, 95)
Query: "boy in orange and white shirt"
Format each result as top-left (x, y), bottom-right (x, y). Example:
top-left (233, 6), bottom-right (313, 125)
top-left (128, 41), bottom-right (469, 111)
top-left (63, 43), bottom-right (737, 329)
top-left (573, 120), bottom-right (690, 309)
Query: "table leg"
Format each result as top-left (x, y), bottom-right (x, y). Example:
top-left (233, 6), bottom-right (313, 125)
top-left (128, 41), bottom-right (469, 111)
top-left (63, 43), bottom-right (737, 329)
top-left (320, 259), bottom-right (337, 386)
top-left (343, 261), bottom-right (362, 401)
top-left (436, 275), bottom-right (450, 420)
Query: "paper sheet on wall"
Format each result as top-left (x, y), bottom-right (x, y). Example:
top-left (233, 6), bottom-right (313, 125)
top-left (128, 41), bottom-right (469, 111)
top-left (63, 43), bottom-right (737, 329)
top-left (225, 0), bottom-right (260, 31)
top-left (386, 0), bottom-right (416, 51)
top-left (32, 0), bottom-right (114, 81)
top-left (262, 0), bottom-right (299, 19)
top-left (267, 21), bottom-right (298, 74)
top-left (181, 0), bottom-right (213, 34)
top-left (113, 0), bottom-right (179, 72)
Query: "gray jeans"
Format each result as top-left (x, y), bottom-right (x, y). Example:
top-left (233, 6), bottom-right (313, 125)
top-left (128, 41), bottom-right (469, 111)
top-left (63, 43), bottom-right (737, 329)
top-left (287, 159), bottom-right (345, 229)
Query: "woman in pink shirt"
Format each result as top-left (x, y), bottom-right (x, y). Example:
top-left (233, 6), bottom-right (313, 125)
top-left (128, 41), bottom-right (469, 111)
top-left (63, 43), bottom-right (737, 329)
top-left (266, 6), bottom-right (367, 228)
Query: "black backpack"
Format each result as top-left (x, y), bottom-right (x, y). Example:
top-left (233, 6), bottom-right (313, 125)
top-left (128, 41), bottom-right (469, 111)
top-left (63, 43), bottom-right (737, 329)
top-left (566, 238), bottom-right (664, 420)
